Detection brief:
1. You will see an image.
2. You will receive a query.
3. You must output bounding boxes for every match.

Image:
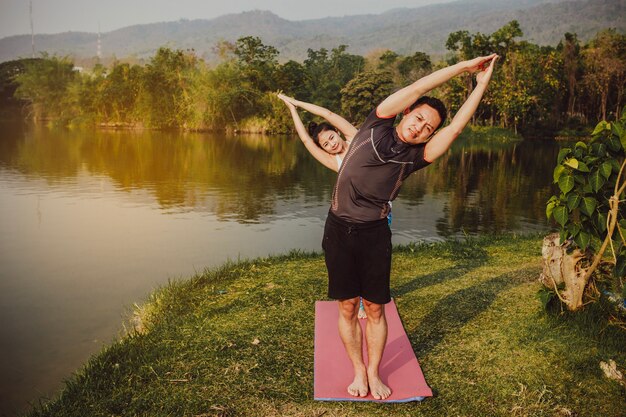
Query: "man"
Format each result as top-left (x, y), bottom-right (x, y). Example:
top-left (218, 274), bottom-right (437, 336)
top-left (322, 53), bottom-right (498, 399)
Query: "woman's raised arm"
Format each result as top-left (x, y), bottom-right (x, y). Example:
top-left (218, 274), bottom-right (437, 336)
top-left (278, 94), bottom-right (357, 141)
top-left (277, 94), bottom-right (340, 172)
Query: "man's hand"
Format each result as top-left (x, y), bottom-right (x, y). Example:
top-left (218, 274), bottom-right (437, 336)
top-left (476, 55), bottom-right (498, 85)
top-left (464, 54), bottom-right (498, 73)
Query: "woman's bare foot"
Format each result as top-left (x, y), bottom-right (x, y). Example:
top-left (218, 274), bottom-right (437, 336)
top-left (368, 371), bottom-right (391, 400)
top-left (347, 367), bottom-right (369, 397)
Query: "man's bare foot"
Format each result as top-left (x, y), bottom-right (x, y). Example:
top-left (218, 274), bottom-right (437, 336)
top-left (347, 368), bottom-right (369, 397)
top-left (358, 306), bottom-right (367, 319)
top-left (368, 372), bottom-right (391, 400)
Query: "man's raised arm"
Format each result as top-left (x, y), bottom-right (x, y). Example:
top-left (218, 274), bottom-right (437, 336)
top-left (424, 56), bottom-right (498, 162)
top-left (376, 53), bottom-right (497, 119)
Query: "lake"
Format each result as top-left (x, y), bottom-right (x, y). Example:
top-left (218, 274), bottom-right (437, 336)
top-left (0, 123), bottom-right (558, 414)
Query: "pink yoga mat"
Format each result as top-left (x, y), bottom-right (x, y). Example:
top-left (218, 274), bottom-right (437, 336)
top-left (314, 299), bottom-right (433, 402)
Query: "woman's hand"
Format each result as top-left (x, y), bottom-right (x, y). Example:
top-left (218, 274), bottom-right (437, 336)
top-left (464, 53), bottom-right (498, 73)
top-left (476, 55), bottom-right (498, 85)
top-left (277, 92), bottom-right (297, 109)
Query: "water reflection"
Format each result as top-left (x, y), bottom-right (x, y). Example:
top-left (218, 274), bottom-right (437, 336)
top-left (418, 138), bottom-right (556, 236)
top-left (4, 126), bottom-right (336, 222)
top-left (2, 126), bottom-right (558, 229)
top-left (0, 123), bottom-right (559, 414)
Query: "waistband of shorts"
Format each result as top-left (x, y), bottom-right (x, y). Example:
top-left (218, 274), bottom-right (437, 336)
top-left (327, 210), bottom-right (388, 229)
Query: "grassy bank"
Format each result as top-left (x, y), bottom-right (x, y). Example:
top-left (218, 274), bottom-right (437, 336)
top-left (28, 235), bottom-right (626, 417)
top-left (459, 125), bottom-right (524, 143)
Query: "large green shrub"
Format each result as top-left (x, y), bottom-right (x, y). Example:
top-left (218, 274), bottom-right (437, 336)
top-left (546, 107), bottom-right (626, 304)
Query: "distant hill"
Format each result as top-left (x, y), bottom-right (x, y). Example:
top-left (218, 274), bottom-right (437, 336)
top-left (0, 0), bottom-right (623, 63)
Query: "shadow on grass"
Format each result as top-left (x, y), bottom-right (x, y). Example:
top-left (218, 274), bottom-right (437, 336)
top-left (393, 266), bottom-right (479, 298)
top-left (407, 269), bottom-right (526, 356)
top-left (392, 245), bottom-right (490, 298)
top-left (543, 296), bottom-right (626, 351)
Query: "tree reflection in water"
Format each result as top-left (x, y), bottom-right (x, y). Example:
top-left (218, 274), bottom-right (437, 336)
top-left (3, 124), bottom-right (557, 231)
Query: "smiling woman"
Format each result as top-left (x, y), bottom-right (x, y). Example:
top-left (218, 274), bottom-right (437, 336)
top-left (277, 93), bottom-right (357, 172)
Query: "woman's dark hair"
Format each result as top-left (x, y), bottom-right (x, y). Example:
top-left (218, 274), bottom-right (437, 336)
top-left (307, 122), bottom-right (337, 147)
top-left (409, 96), bottom-right (447, 130)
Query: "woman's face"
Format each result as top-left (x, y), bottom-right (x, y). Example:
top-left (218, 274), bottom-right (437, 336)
top-left (318, 130), bottom-right (343, 154)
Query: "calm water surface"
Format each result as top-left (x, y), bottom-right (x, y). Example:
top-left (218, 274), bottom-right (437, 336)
top-left (0, 123), bottom-right (558, 414)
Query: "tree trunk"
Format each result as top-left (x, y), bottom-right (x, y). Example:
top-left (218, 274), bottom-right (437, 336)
top-left (539, 233), bottom-right (590, 311)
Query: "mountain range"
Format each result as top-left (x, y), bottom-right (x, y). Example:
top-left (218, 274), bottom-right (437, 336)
top-left (0, 0), bottom-right (623, 63)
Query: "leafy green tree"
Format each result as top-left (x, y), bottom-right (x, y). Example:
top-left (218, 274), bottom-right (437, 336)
top-left (0, 59), bottom-right (40, 106)
top-left (446, 21), bottom-right (525, 126)
top-left (397, 51), bottom-right (432, 85)
top-left (138, 47), bottom-right (199, 128)
top-left (274, 60), bottom-right (309, 99)
top-left (492, 44), bottom-right (562, 131)
top-left (446, 29), bottom-right (495, 108)
top-left (378, 50), bottom-right (400, 68)
top-left (490, 20), bottom-right (523, 59)
top-left (234, 36), bottom-right (279, 92)
top-left (558, 33), bottom-right (582, 119)
top-left (340, 70), bottom-right (394, 124)
top-left (202, 60), bottom-right (256, 128)
top-left (446, 30), bottom-right (474, 60)
top-left (14, 54), bottom-right (77, 121)
top-left (70, 64), bottom-right (107, 124)
top-left (304, 45), bottom-right (365, 111)
top-left (582, 29), bottom-right (626, 121)
top-left (99, 62), bottom-right (143, 123)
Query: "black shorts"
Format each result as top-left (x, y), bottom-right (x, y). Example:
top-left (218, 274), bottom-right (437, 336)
top-left (322, 210), bottom-right (392, 305)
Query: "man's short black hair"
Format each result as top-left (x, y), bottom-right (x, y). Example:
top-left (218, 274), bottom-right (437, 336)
top-left (409, 96), bottom-right (447, 130)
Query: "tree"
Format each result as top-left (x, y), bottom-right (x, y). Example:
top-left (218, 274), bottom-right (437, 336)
top-left (397, 51), bottom-right (432, 85)
top-left (559, 33), bottom-right (582, 119)
top-left (340, 70), bottom-right (394, 125)
top-left (0, 59), bottom-right (39, 105)
top-left (138, 47), bottom-right (199, 128)
top-left (446, 30), bottom-right (473, 60)
top-left (490, 20), bottom-right (523, 59)
top-left (492, 44), bottom-right (562, 131)
top-left (99, 62), bottom-right (143, 123)
top-left (304, 45), bottom-right (365, 111)
top-left (446, 21), bottom-right (524, 127)
top-left (234, 36), bottom-right (279, 92)
top-left (274, 60), bottom-right (309, 99)
top-left (14, 54), bottom-right (77, 121)
top-left (582, 29), bottom-right (626, 121)
top-left (378, 50), bottom-right (400, 68)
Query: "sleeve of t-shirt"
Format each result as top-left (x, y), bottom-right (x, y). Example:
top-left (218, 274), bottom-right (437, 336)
top-left (358, 107), bottom-right (396, 132)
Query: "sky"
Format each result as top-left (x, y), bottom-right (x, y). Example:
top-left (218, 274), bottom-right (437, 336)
top-left (0, 0), bottom-right (452, 39)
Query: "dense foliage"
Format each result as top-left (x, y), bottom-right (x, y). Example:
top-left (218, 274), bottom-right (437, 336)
top-left (7, 22), bottom-right (626, 133)
top-left (546, 109), bottom-right (626, 303)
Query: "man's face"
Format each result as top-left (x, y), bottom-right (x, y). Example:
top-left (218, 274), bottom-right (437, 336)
top-left (396, 104), bottom-right (442, 145)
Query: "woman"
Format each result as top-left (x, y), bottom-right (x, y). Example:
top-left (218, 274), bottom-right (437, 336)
top-left (277, 93), bottom-right (356, 172)
top-left (277, 93), bottom-right (368, 319)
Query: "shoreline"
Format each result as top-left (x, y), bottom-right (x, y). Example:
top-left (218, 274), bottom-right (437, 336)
top-left (6, 117), bottom-right (592, 140)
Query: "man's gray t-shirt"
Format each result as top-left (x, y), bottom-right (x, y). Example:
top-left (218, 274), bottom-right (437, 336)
top-left (330, 108), bottom-right (431, 222)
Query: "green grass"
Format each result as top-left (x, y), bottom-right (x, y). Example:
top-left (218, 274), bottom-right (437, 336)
top-left (459, 125), bottom-right (524, 144)
top-left (27, 235), bottom-right (626, 417)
